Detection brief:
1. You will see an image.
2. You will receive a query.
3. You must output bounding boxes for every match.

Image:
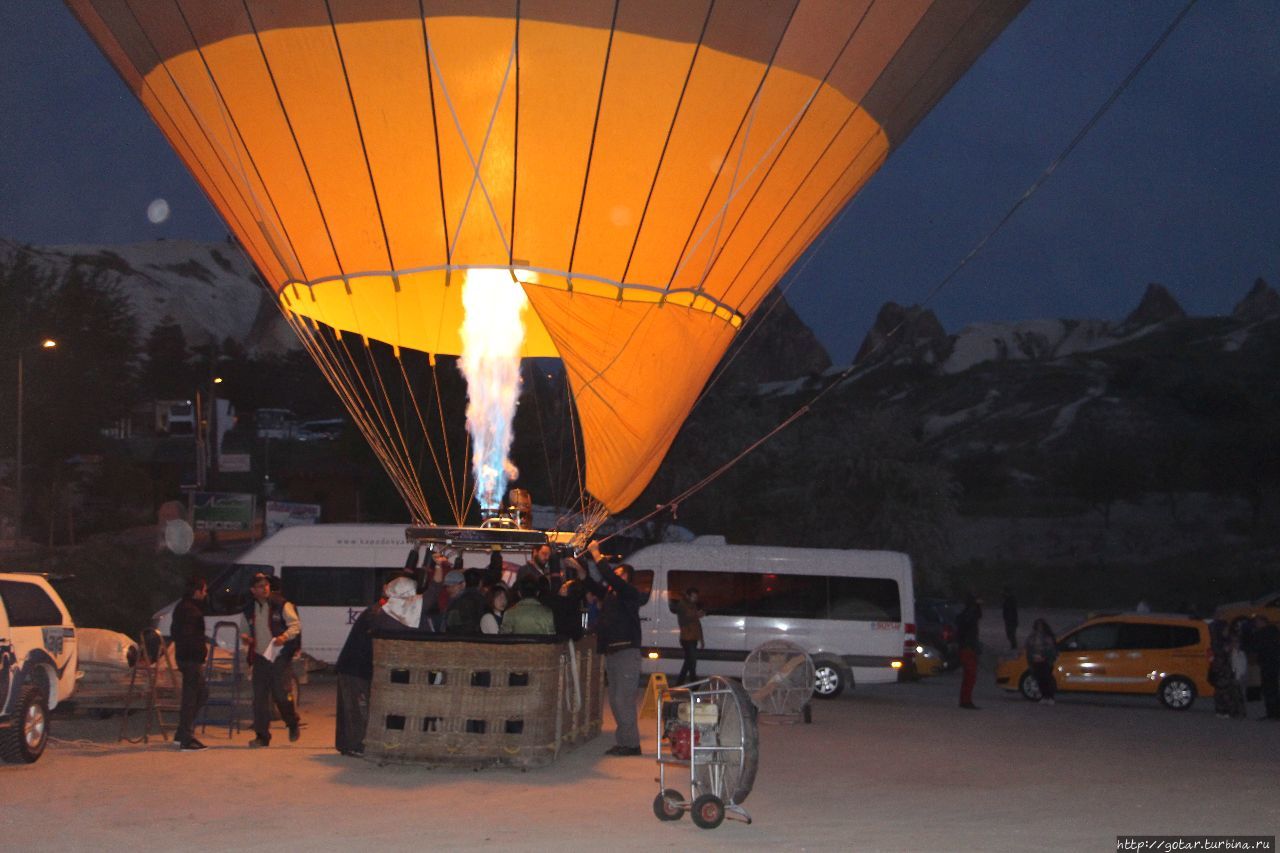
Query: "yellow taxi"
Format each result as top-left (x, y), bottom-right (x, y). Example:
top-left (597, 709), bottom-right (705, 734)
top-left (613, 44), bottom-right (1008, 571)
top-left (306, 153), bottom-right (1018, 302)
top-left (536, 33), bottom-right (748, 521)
top-left (909, 643), bottom-right (946, 678)
top-left (994, 613), bottom-right (1213, 710)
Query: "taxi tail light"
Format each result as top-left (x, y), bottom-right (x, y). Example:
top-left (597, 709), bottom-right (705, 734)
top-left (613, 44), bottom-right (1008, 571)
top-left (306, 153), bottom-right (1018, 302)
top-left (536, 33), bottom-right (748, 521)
top-left (903, 622), bottom-right (917, 659)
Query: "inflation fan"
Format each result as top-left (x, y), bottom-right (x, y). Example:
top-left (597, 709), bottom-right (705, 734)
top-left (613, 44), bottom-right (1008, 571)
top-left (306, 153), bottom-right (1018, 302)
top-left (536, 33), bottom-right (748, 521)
top-left (742, 640), bottom-right (815, 722)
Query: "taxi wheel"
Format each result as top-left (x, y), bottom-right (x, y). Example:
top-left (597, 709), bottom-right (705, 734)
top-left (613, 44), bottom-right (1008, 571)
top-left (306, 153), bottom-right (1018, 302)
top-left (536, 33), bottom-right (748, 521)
top-left (1158, 676), bottom-right (1196, 711)
top-left (1018, 671), bottom-right (1042, 701)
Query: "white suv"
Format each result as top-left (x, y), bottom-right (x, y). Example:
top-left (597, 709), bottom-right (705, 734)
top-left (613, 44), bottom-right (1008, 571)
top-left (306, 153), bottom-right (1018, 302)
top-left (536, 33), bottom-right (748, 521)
top-left (0, 573), bottom-right (78, 763)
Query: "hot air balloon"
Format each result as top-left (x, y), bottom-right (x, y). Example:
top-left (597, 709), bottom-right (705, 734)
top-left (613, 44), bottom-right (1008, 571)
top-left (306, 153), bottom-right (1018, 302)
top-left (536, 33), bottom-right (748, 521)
top-left (67, 0), bottom-right (1026, 530)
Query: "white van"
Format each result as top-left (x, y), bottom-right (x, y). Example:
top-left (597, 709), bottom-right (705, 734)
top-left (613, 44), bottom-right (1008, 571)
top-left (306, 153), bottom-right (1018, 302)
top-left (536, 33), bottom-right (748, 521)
top-left (154, 524), bottom-right (421, 664)
top-left (629, 537), bottom-right (915, 698)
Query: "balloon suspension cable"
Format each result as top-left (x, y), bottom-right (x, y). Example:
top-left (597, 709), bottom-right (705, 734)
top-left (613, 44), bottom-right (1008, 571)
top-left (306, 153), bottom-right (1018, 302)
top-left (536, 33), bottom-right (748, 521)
top-left (595, 0), bottom-right (1199, 549)
top-left (565, 496), bottom-right (610, 553)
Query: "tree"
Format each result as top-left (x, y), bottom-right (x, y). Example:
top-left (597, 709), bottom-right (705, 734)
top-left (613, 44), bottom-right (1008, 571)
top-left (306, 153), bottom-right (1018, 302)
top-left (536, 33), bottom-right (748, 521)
top-left (1, 254), bottom-right (138, 465)
top-left (1053, 425), bottom-right (1146, 528)
top-left (39, 264), bottom-right (139, 457)
top-left (138, 320), bottom-right (195, 399)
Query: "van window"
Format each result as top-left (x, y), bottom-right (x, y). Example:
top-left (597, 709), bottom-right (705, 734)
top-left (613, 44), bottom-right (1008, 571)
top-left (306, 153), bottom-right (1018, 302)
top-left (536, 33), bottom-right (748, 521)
top-left (0, 581), bottom-right (62, 627)
top-left (209, 564), bottom-right (272, 615)
top-left (745, 574), bottom-right (827, 619)
top-left (669, 571), bottom-right (901, 621)
top-left (670, 571), bottom-right (748, 616)
top-left (829, 577), bottom-right (901, 621)
top-left (1064, 623), bottom-right (1121, 651)
top-left (282, 566), bottom-right (376, 607)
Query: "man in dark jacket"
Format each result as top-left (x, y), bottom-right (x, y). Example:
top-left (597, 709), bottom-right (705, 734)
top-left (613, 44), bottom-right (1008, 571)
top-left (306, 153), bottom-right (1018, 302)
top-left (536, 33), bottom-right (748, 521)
top-left (518, 544), bottom-right (553, 585)
top-left (241, 572), bottom-right (302, 747)
top-left (170, 576), bottom-right (209, 750)
top-left (583, 540), bottom-right (648, 756)
top-left (334, 602), bottom-right (379, 757)
top-left (444, 569), bottom-right (486, 634)
top-left (956, 593), bottom-right (983, 710)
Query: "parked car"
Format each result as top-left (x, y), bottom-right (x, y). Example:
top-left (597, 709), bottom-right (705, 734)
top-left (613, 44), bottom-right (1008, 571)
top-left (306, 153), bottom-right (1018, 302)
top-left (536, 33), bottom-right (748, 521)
top-left (914, 597), bottom-right (959, 669)
top-left (911, 643), bottom-right (946, 677)
top-left (0, 573), bottom-right (79, 763)
top-left (296, 418), bottom-right (344, 442)
top-left (994, 612), bottom-right (1212, 710)
top-left (1214, 591), bottom-right (1280, 626)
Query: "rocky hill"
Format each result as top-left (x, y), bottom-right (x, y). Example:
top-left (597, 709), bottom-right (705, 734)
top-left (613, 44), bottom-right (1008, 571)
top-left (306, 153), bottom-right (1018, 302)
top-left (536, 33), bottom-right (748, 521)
top-left (0, 238), bottom-right (295, 354)
top-left (718, 277), bottom-right (1280, 592)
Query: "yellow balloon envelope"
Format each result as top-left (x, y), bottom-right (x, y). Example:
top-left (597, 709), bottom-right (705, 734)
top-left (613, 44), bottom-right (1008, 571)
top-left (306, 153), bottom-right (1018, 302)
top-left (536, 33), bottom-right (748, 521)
top-left (68, 0), bottom-right (1026, 513)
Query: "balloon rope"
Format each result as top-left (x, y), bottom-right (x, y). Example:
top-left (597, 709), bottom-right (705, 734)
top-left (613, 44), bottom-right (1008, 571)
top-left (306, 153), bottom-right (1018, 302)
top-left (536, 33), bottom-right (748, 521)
top-left (395, 355), bottom-right (460, 523)
top-left (600, 0), bottom-right (1201, 547)
top-left (318, 329), bottom-right (428, 522)
top-left (618, 0), bottom-right (715, 284)
top-left (284, 313), bottom-right (432, 523)
top-left (695, 2), bottom-right (874, 302)
top-left (565, 375), bottom-right (587, 520)
top-left (425, 30), bottom-right (516, 259)
top-left (330, 316), bottom-right (430, 518)
top-left (429, 358), bottom-right (470, 521)
top-left (914, 0), bottom-right (1203, 312)
top-left (359, 340), bottom-right (436, 523)
top-left (664, 0), bottom-right (801, 292)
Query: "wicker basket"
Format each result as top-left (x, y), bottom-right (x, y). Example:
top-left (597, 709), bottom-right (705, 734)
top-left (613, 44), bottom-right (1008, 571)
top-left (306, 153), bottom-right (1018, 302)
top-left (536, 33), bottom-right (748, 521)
top-left (366, 632), bottom-right (603, 768)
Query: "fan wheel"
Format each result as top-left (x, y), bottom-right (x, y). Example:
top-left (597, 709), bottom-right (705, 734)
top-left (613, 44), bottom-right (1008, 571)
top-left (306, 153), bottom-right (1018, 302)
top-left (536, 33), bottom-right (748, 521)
top-left (691, 677), bottom-right (759, 806)
top-left (743, 640), bottom-right (816, 716)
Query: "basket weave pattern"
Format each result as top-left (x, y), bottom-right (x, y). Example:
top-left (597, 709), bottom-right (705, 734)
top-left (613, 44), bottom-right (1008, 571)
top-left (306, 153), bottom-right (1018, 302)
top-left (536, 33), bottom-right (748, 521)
top-left (367, 635), bottom-right (604, 767)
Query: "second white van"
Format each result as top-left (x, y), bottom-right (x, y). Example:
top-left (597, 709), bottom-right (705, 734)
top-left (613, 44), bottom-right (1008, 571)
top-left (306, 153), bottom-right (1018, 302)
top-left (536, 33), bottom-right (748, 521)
top-left (628, 537), bottom-right (916, 697)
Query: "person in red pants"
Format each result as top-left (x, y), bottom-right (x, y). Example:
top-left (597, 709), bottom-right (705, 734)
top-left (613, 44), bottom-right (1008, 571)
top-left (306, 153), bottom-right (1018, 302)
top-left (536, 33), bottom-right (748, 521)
top-left (956, 593), bottom-right (983, 709)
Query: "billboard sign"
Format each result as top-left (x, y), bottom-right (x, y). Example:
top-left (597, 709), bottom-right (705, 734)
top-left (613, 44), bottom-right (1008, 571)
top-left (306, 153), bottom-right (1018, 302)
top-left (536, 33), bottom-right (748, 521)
top-left (265, 500), bottom-right (322, 536)
top-left (191, 491), bottom-right (255, 532)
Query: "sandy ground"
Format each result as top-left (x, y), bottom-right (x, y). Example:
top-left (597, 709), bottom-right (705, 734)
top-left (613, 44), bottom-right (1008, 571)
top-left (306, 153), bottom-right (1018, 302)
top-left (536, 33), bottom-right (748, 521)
top-left (2, 611), bottom-right (1276, 851)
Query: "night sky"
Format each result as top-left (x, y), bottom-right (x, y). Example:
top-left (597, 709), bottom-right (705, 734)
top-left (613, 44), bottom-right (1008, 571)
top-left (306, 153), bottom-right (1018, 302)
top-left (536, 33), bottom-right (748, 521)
top-left (2, 2), bottom-right (1276, 364)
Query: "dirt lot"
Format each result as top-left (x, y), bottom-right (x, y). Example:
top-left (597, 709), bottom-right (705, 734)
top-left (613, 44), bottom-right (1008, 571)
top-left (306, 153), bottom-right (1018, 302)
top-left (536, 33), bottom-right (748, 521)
top-left (2, 614), bottom-right (1277, 851)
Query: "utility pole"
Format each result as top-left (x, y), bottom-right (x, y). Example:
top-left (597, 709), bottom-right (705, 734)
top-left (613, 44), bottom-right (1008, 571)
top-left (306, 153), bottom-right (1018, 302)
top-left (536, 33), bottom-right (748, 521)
top-left (13, 339), bottom-right (56, 543)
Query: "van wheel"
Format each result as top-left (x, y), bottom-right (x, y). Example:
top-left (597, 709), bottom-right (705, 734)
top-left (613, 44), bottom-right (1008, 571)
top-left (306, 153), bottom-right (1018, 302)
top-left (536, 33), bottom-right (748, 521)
top-left (1018, 671), bottom-right (1042, 701)
top-left (1, 684), bottom-right (50, 764)
top-left (1158, 676), bottom-right (1196, 711)
top-left (812, 659), bottom-right (847, 699)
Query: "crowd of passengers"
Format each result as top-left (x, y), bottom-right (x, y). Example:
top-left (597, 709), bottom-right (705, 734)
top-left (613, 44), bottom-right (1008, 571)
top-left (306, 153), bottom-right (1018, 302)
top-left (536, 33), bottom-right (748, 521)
top-left (333, 542), bottom-right (642, 756)
top-left (353, 542), bottom-right (600, 638)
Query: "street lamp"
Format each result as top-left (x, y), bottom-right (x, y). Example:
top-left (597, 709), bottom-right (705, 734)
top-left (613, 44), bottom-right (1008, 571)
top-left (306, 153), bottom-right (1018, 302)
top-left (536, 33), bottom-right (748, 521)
top-left (195, 375), bottom-right (225, 490)
top-left (14, 338), bottom-right (57, 543)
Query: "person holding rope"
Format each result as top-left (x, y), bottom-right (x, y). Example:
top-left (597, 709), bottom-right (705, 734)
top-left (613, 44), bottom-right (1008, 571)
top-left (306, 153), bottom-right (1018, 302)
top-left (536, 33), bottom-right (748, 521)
top-left (582, 539), bottom-right (649, 757)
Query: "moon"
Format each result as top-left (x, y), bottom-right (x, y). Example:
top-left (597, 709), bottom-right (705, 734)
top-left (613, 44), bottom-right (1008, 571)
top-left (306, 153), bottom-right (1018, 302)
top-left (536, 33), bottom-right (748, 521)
top-left (147, 198), bottom-right (171, 224)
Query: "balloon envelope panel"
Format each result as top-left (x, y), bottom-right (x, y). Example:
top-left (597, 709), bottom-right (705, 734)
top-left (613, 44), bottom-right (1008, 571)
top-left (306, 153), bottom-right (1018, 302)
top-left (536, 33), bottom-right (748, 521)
top-left (68, 0), bottom-right (1026, 511)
